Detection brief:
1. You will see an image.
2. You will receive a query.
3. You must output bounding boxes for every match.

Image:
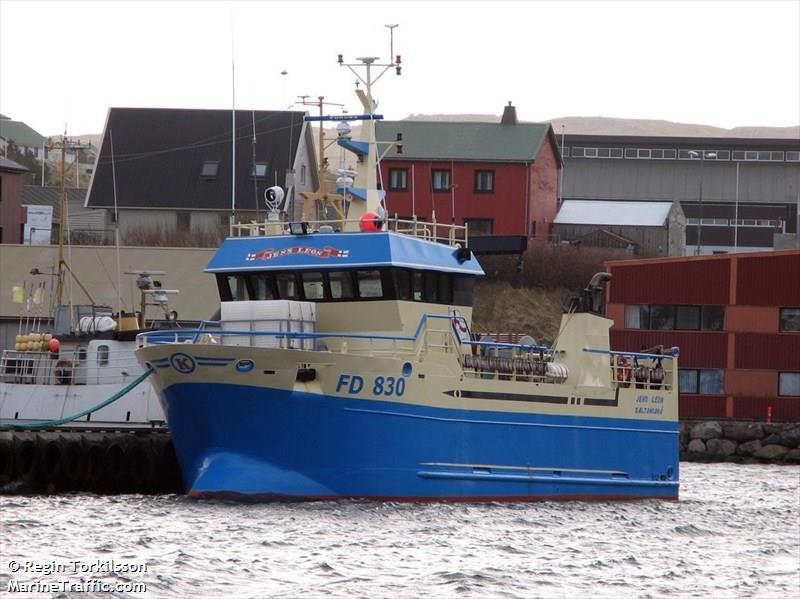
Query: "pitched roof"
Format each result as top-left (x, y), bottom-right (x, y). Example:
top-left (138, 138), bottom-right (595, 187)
top-left (0, 119), bottom-right (46, 148)
top-left (554, 200), bottom-right (674, 227)
top-left (23, 185), bottom-right (86, 207)
top-left (376, 120), bottom-right (559, 163)
top-left (87, 107), bottom-right (312, 211)
top-left (0, 155), bottom-right (29, 172)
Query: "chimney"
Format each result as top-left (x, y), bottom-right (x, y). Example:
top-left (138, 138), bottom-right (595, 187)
top-left (501, 101), bottom-right (518, 125)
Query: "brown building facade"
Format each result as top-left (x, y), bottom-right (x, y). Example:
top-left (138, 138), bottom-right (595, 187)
top-left (605, 250), bottom-right (800, 421)
top-left (0, 157), bottom-right (29, 244)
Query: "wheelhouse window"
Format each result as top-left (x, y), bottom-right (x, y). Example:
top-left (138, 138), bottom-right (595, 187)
top-left (431, 169), bottom-right (451, 192)
top-left (393, 269), bottom-right (411, 300)
top-left (329, 271), bottom-right (355, 299)
top-left (301, 272), bottom-right (325, 300)
top-left (389, 168), bottom-right (408, 191)
top-left (251, 274), bottom-right (276, 300)
top-left (275, 273), bottom-right (298, 299)
top-left (219, 274), bottom-right (250, 301)
top-left (779, 307), bottom-right (800, 332)
top-left (356, 270), bottom-right (383, 298)
top-left (474, 170), bottom-right (495, 193)
top-left (216, 268), bottom-right (475, 306)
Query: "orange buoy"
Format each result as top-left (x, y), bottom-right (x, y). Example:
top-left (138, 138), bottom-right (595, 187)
top-left (359, 211), bottom-right (383, 232)
top-left (48, 338), bottom-right (60, 353)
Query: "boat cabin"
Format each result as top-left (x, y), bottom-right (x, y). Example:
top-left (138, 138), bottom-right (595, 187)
top-left (205, 230), bottom-right (484, 341)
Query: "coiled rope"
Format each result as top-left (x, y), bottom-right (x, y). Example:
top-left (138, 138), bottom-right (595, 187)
top-left (3, 365), bottom-right (156, 431)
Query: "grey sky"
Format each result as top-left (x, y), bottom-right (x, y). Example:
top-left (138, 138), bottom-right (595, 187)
top-left (1, 0), bottom-right (799, 137)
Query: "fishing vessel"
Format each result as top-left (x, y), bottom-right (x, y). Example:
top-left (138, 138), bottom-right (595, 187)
top-left (135, 50), bottom-right (680, 501)
top-left (0, 271), bottom-right (177, 431)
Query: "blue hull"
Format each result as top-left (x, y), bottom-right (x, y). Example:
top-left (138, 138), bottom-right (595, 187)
top-left (162, 383), bottom-right (679, 501)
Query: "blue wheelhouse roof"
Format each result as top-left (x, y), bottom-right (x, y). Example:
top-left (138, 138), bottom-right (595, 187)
top-left (205, 232), bottom-right (485, 275)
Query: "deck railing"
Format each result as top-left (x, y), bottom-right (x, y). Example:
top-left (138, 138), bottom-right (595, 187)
top-left (136, 316), bottom-right (678, 390)
top-left (0, 348), bottom-right (147, 386)
top-left (229, 216), bottom-right (468, 247)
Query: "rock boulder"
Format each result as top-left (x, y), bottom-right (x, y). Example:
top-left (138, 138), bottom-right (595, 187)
top-left (690, 421), bottom-right (722, 441)
top-left (722, 422), bottom-right (763, 442)
top-left (753, 444), bottom-right (789, 460)
top-left (706, 438), bottom-right (737, 458)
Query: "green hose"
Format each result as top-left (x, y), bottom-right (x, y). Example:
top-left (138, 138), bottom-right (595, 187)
top-left (3, 365), bottom-right (156, 431)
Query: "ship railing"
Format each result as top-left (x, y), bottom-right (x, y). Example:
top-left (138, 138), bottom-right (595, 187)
top-left (583, 347), bottom-right (679, 392)
top-left (136, 314), bottom-right (551, 370)
top-left (229, 216), bottom-right (468, 247)
top-left (0, 348), bottom-right (147, 386)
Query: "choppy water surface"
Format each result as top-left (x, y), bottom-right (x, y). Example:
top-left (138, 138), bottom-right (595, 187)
top-left (2, 463), bottom-right (798, 598)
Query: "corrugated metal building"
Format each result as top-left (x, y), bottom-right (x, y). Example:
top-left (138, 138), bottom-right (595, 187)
top-left (561, 135), bottom-right (800, 254)
top-left (605, 250), bottom-right (800, 421)
top-left (552, 199), bottom-right (685, 255)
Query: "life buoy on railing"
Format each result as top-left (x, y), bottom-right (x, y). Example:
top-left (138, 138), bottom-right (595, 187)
top-left (614, 355), bottom-right (631, 388)
top-left (54, 360), bottom-right (73, 385)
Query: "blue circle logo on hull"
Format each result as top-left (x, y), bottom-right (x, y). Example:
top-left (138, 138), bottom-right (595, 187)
top-left (169, 353), bottom-right (196, 374)
top-left (236, 359), bottom-right (255, 373)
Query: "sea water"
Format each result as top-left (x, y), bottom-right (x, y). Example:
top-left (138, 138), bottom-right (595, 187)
top-left (1, 462), bottom-right (798, 598)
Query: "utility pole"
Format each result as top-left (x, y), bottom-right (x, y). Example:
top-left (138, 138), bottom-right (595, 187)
top-left (297, 95), bottom-right (345, 220)
top-left (46, 131), bottom-right (91, 305)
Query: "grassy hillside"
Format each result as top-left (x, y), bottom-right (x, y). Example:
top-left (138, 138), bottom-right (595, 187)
top-left (470, 244), bottom-right (633, 343)
top-left (472, 282), bottom-right (573, 344)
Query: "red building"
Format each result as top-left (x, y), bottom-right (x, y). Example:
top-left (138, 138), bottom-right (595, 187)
top-left (605, 250), bottom-right (800, 421)
top-left (0, 156), bottom-right (28, 244)
top-left (376, 104), bottom-right (562, 244)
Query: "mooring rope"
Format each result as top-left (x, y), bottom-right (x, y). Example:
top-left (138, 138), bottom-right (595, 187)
top-left (3, 365), bottom-right (156, 431)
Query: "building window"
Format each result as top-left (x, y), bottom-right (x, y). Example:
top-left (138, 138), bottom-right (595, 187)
top-left (778, 372), bottom-right (800, 396)
top-left (679, 369), bottom-right (699, 394)
top-left (676, 306), bottom-right (700, 330)
top-left (650, 304), bottom-right (675, 330)
top-left (431, 169), bottom-right (451, 192)
top-left (699, 369), bottom-right (725, 394)
top-left (251, 163), bottom-right (267, 178)
top-left (176, 212), bottom-right (190, 233)
top-left (679, 369), bottom-right (725, 394)
top-left (561, 146), bottom-right (569, 157)
top-left (701, 306), bottom-right (725, 331)
top-left (200, 161), bottom-right (219, 179)
top-left (300, 165), bottom-right (306, 185)
top-left (625, 304), bottom-right (724, 330)
top-left (787, 151), bottom-right (800, 162)
top-left (731, 150), bottom-right (785, 162)
top-left (389, 168), bottom-right (408, 191)
top-left (464, 219), bottom-right (493, 237)
top-left (779, 307), bottom-right (800, 332)
top-left (474, 170), bottom-right (495, 193)
top-left (573, 147), bottom-right (622, 159)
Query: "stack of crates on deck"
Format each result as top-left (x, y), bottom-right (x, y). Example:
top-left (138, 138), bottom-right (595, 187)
top-left (220, 301), bottom-right (316, 349)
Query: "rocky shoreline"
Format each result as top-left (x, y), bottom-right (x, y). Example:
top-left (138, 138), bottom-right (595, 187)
top-left (680, 420), bottom-right (800, 464)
